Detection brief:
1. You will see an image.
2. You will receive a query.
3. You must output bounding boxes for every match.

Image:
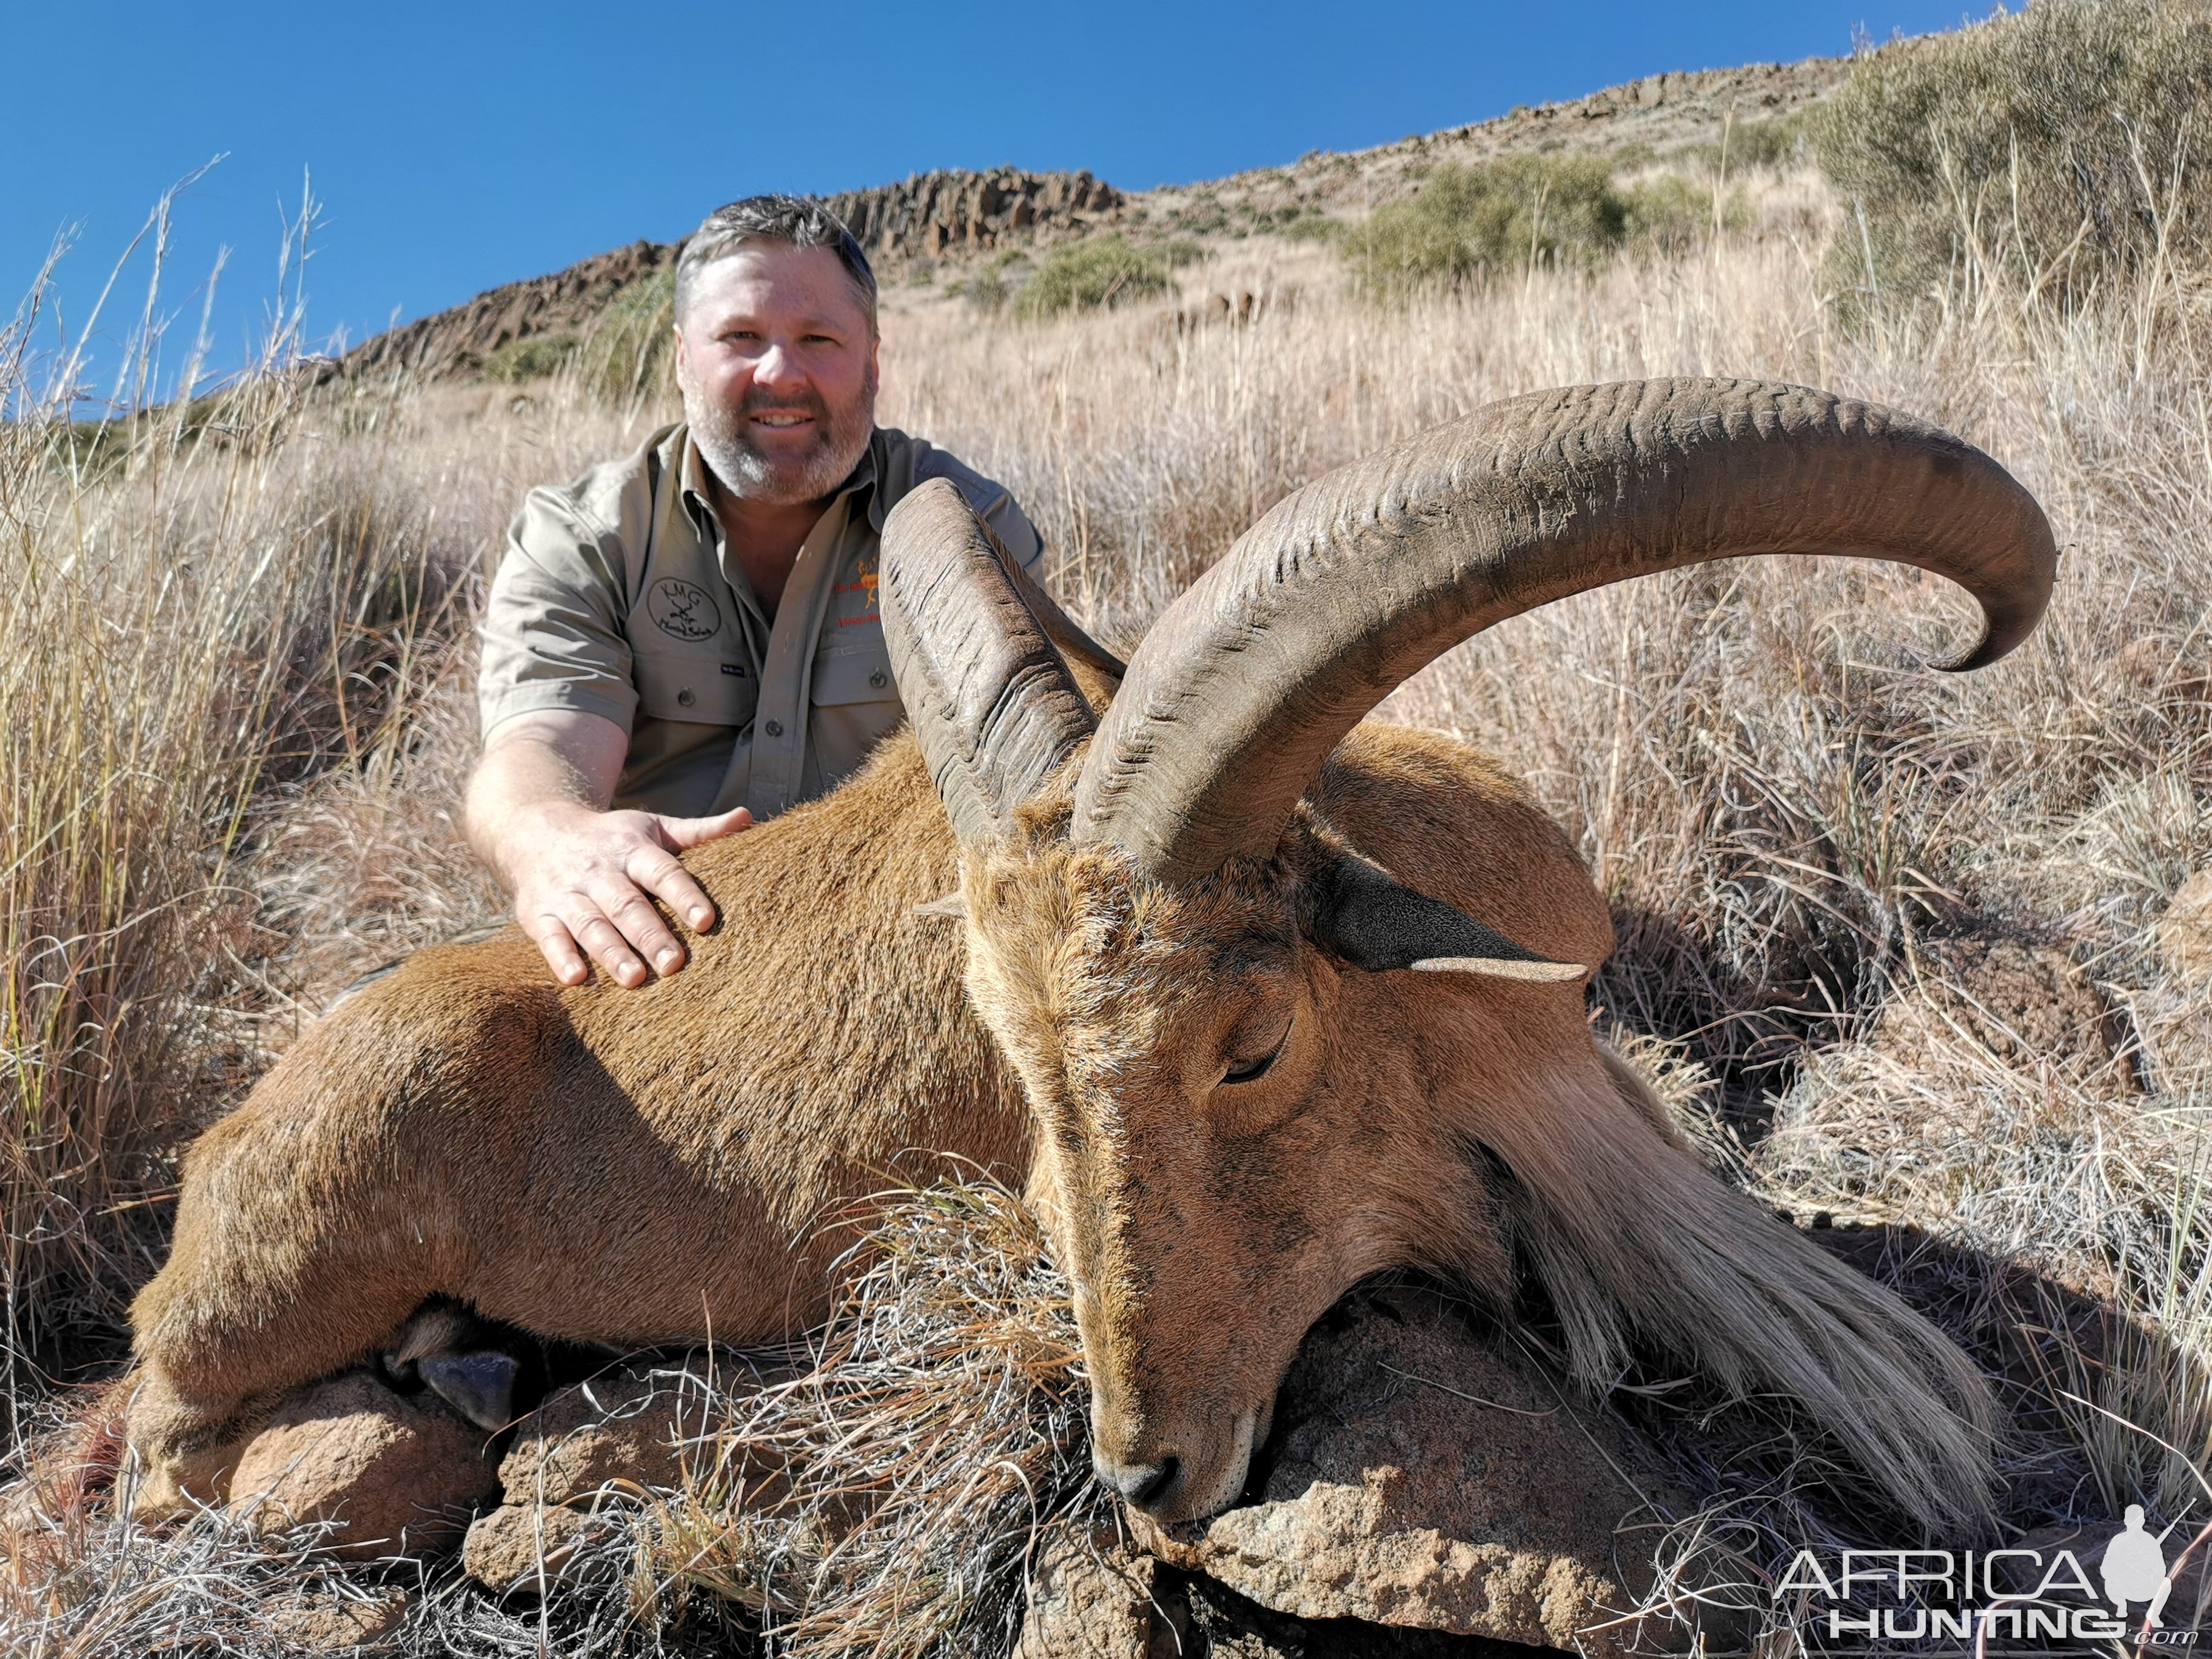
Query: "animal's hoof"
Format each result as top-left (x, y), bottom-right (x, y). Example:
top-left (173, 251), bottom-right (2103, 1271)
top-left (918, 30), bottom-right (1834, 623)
top-left (420, 1352), bottom-right (522, 1432)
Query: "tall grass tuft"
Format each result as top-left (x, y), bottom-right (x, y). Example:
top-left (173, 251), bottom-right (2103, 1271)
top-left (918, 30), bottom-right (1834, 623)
top-left (0, 267), bottom-right (443, 1413)
top-left (0, 238), bottom-right (648, 1425)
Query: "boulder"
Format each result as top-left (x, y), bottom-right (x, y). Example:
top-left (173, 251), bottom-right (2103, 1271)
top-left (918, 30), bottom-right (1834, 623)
top-left (468, 1356), bottom-right (799, 1597)
top-left (1014, 1522), bottom-right (1184, 1659)
top-left (261, 1586), bottom-right (411, 1653)
top-left (1881, 936), bottom-right (2128, 1091)
top-left (2160, 870), bottom-right (2212, 990)
top-left (1128, 1284), bottom-right (1698, 1657)
top-left (1016, 1519), bottom-right (1557, 1659)
top-left (499, 1370), bottom-right (691, 1505)
top-left (227, 1372), bottom-right (500, 1558)
top-left (462, 1500), bottom-right (617, 1597)
top-left (497, 1356), bottom-right (794, 1508)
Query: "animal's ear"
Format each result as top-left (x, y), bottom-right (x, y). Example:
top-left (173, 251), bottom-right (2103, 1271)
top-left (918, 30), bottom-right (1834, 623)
top-left (913, 892), bottom-right (968, 919)
top-left (1309, 851), bottom-right (1586, 983)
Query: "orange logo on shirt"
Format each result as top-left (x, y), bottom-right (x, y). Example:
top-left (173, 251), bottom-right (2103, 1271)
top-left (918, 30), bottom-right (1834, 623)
top-left (836, 557), bottom-right (882, 627)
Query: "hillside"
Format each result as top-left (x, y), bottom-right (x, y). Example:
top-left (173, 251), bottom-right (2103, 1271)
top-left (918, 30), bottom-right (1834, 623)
top-left (334, 53), bottom-right (1846, 383)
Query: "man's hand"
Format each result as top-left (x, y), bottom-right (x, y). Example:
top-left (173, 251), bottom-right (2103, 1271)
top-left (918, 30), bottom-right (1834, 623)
top-left (501, 798), bottom-right (751, 987)
top-left (464, 709), bottom-right (753, 988)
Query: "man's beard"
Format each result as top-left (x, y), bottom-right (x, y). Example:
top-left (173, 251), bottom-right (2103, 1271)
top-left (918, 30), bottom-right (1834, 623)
top-left (686, 375), bottom-right (876, 507)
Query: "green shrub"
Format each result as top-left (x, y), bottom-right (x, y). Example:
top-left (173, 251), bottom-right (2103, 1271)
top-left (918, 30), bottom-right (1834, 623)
top-left (576, 266), bottom-right (677, 401)
top-left (1267, 205), bottom-right (1340, 240)
top-left (1725, 110), bottom-right (1814, 171)
top-left (1623, 173), bottom-right (1740, 256)
top-left (1676, 110), bottom-right (1812, 176)
top-left (1814, 0), bottom-right (2212, 309)
top-left (1013, 235), bottom-right (1178, 318)
top-left (1339, 156), bottom-right (1630, 293)
top-left (482, 331), bottom-right (577, 384)
top-left (951, 250), bottom-right (1031, 313)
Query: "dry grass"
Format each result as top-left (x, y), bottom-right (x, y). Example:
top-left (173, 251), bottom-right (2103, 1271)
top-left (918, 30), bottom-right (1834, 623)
top-left (2, 96), bottom-right (2209, 1655)
top-left (642, 1181), bottom-right (1093, 1659)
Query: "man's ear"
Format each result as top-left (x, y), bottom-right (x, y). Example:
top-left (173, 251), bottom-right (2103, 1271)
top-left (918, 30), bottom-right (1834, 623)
top-left (1309, 851), bottom-right (1585, 982)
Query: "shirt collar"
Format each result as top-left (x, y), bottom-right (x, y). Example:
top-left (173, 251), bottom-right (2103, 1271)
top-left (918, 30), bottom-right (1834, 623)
top-left (675, 424), bottom-right (884, 538)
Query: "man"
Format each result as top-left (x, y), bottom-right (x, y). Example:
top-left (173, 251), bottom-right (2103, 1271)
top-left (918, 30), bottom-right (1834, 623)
top-left (466, 196), bottom-right (1045, 988)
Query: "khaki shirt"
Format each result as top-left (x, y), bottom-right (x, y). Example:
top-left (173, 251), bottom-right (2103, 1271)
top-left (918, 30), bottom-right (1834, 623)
top-left (480, 423), bottom-right (1044, 820)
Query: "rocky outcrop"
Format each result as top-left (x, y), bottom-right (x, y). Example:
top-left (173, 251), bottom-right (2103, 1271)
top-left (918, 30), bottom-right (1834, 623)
top-left (338, 240), bottom-right (676, 383)
top-left (441, 1289), bottom-right (1714, 1653)
top-left (825, 168), bottom-right (1122, 263)
top-left (333, 167), bottom-right (1121, 384)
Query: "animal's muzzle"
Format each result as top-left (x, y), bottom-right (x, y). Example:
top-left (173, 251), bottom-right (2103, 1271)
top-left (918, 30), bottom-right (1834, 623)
top-left (1094, 1449), bottom-right (1180, 1510)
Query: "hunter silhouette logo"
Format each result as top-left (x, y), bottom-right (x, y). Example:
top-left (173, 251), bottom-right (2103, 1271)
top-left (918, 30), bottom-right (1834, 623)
top-left (648, 577), bottom-right (721, 642)
top-left (2106, 1506), bottom-right (2175, 1626)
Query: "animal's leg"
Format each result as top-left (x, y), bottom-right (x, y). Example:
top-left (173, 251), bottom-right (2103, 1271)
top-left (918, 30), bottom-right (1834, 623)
top-left (124, 1107), bottom-right (469, 1513)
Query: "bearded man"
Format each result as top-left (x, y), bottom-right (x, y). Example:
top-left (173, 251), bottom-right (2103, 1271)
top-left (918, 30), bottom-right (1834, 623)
top-left (466, 196), bottom-right (1045, 988)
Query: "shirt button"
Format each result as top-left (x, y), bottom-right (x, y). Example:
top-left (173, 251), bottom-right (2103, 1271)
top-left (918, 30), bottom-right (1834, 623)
top-left (677, 688), bottom-right (695, 707)
top-left (764, 719), bottom-right (783, 737)
top-left (869, 668), bottom-right (888, 689)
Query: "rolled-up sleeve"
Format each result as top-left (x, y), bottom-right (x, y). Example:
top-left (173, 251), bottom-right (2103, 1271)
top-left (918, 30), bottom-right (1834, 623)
top-left (477, 488), bottom-right (638, 739)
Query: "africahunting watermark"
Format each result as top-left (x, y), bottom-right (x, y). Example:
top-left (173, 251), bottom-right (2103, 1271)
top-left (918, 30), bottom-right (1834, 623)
top-left (1776, 1507), bottom-right (2199, 1652)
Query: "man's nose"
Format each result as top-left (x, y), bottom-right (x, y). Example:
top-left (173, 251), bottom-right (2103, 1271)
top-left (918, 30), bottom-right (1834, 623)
top-left (751, 343), bottom-right (809, 394)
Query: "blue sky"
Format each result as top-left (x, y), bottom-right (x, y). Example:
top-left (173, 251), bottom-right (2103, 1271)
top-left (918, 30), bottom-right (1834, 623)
top-left (7, 1), bottom-right (1977, 398)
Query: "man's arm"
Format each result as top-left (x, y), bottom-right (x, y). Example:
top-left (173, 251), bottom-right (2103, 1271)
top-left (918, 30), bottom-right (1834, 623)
top-left (464, 709), bottom-right (751, 988)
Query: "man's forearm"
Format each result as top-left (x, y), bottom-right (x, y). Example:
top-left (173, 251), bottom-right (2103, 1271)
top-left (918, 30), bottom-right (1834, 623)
top-left (464, 711), bottom-right (628, 886)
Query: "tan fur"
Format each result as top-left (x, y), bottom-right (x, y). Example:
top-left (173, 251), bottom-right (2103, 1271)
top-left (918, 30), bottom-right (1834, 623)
top-left (126, 739), bottom-right (1025, 1507)
top-left (126, 720), bottom-right (1994, 1530)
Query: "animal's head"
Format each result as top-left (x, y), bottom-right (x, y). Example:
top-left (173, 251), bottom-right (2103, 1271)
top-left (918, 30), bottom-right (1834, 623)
top-left (882, 379), bottom-right (2057, 1524)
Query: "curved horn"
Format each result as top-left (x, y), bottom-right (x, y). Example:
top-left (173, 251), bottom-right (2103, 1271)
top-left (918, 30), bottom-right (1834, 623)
top-left (880, 477), bottom-right (1097, 845)
top-left (1072, 378), bottom-right (2057, 882)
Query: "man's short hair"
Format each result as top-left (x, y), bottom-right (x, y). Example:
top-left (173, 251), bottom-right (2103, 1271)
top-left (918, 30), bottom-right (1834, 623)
top-left (675, 196), bottom-right (878, 330)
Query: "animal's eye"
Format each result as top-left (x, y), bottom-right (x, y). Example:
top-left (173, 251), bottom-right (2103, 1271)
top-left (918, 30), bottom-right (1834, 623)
top-left (1222, 1023), bottom-right (1290, 1085)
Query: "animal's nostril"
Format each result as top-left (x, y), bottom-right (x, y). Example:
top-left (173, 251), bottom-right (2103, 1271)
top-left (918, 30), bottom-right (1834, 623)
top-left (1101, 1455), bottom-right (1179, 1509)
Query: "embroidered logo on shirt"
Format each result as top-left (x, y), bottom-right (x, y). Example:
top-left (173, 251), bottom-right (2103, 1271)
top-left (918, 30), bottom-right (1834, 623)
top-left (834, 557), bottom-right (881, 628)
top-left (648, 577), bottom-right (721, 642)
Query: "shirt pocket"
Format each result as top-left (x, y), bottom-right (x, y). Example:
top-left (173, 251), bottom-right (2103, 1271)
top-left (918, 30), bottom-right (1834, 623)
top-left (634, 646), bottom-right (759, 727)
top-left (809, 645), bottom-right (900, 711)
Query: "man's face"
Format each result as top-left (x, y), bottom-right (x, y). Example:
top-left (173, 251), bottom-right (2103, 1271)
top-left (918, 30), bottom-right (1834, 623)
top-left (674, 242), bottom-right (880, 506)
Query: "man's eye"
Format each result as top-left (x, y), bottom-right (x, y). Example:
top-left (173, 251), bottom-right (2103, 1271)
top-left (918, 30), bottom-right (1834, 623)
top-left (1222, 1024), bottom-right (1290, 1085)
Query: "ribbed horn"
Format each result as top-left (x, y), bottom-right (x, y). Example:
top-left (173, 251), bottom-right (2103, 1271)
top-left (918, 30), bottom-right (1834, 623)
top-left (1071, 378), bottom-right (2057, 882)
top-left (880, 478), bottom-right (1098, 845)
